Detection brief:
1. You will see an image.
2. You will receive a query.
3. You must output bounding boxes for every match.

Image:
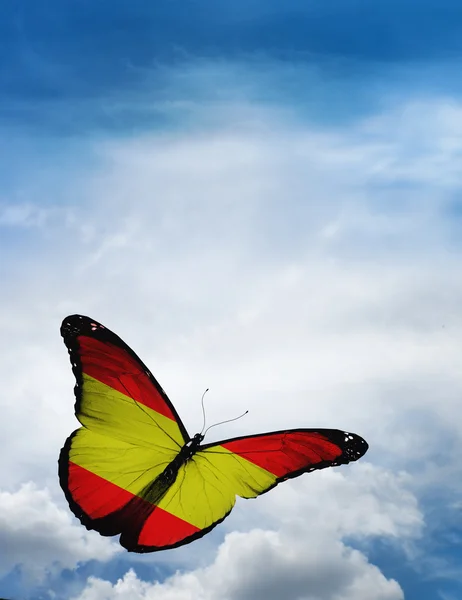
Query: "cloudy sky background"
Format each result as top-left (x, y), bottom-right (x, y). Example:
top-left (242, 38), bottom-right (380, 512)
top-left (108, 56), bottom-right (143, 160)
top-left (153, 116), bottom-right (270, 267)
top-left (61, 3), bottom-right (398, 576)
top-left (2, 1), bottom-right (462, 599)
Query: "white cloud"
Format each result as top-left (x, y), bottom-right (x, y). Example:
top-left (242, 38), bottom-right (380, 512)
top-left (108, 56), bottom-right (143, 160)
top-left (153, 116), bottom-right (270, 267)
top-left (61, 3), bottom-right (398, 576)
top-left (72, 464), bottom-right (418, 600)
top-left (74, 537), bottom-right (403, 600)
top-left (71, 458), bottom-right (421, 600)
top-left (0, 483), bottom-right (120, 580)
top-left (256, 463), bottom-right (423, 542)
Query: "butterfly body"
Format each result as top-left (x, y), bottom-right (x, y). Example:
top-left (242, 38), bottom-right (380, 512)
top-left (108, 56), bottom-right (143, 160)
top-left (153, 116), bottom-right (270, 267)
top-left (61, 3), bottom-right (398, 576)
top-left (59, 315), bottom-right (368, 552)
top-left (155, 433), bottom-right (204, 488)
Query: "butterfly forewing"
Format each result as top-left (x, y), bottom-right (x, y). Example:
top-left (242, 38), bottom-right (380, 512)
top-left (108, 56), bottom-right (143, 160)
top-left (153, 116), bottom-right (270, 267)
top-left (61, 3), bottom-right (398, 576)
top-left (59, 315), bottom-right (189, 541)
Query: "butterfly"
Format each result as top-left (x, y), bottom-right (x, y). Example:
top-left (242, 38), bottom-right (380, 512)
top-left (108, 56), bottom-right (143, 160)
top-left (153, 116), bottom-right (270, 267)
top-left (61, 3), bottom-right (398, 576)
top-left (58, 315), bottom-right (368, 553)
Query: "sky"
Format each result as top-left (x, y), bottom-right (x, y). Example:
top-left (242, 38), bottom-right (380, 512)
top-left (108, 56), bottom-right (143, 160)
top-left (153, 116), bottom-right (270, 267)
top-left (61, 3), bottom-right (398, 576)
top-left (1, 1), bottom-right (462, 599)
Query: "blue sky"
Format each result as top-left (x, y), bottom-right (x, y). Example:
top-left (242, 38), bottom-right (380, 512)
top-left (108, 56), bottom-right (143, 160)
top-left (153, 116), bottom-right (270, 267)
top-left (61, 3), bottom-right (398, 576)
top-left (2, 0), bottom-right (462, 134)
top-left (1, 2), bottom-right (462, 600)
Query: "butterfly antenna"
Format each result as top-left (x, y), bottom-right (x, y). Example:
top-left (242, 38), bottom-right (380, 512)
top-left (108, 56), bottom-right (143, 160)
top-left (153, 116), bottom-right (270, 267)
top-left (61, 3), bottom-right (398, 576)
top-left (203, 410), bottom-right (249, 438)
top-left (200, 388), bottom-right (209, 435)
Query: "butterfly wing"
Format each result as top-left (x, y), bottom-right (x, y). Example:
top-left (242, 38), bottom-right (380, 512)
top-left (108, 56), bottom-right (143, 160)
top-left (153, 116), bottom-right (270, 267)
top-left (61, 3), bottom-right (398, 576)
top-left (130, 428), bottom-right (368, 552)
top-left (58, 315), bottom-right (190, 547)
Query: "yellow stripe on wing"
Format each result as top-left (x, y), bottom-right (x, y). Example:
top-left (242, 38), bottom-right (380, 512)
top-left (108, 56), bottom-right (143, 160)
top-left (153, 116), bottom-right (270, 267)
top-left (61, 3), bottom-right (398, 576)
top-left (68, 428), bottom-right (176, 497)
top-left (78, 374), bottom-right (185, 449)
top-left (155, 445), bottom-right (277, 530)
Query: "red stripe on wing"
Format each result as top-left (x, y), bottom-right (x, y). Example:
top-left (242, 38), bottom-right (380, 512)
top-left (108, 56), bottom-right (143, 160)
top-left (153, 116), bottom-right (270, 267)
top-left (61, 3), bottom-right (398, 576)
top-left (67, 462), bottom-right (199, 548)
top-left (78, 336), bottom-right (176, 421)
top-left (68, 461), bottom-right (133, 518)
top-left (138, 505), bottom-right (200, 548)
top-left (221, 431), bottom-right (343, 478)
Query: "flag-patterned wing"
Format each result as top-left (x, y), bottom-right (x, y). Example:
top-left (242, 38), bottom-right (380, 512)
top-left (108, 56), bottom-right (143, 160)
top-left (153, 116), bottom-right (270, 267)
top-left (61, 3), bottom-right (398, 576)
top-left (127, 428), bottom-right (368, 552)
top-left (58, 315), bottom-right (190, 542)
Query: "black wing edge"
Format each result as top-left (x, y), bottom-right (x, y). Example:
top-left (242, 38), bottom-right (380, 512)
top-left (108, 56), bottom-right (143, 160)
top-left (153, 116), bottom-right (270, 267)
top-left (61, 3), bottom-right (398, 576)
top-left (59, 314), bottom-right (190, 443)
top-left (58, 429), bottom-right (230, 553)
top-left (199, 427), bottom-right (369, 492)
top-left (58, 430), bottom-right (96, 534)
